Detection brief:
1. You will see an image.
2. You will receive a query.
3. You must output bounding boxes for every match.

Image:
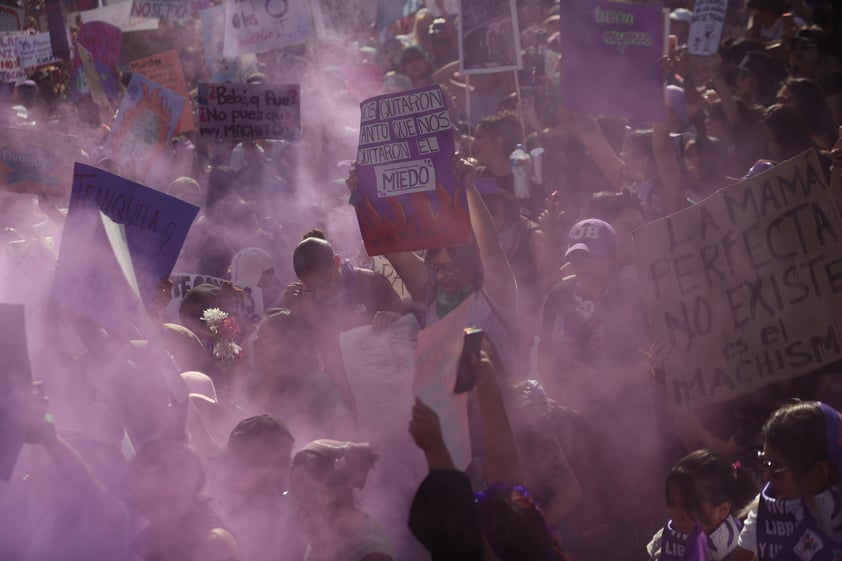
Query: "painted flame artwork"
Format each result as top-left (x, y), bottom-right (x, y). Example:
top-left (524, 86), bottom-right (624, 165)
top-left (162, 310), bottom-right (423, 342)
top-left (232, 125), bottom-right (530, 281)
top-left (111, 83), bottom-right (174, 173)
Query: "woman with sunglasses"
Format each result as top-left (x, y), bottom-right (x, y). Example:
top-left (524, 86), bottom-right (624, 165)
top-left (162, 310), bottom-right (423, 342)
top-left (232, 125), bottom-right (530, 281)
top-left (730, 402), bottom-right (842, 561)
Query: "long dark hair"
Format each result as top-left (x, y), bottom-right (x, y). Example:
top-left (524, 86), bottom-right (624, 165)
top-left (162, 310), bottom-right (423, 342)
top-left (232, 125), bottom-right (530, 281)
top-left (763, 401), bottom-right (832, 481)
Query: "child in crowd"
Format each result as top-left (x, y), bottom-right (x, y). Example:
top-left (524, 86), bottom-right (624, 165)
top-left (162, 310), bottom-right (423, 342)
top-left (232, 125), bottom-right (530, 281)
top-left (731, 402), bottom-right (842, 561)
top-left (648, 449), bottom-right (757, 561)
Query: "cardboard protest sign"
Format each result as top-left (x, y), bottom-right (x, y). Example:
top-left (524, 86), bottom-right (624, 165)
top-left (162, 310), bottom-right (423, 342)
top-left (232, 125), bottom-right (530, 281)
top-left (0, 303), bottom-right (32, 480)
top-left (0, 32), bottom-right (27, 83)
top-left (75, 21), bottom-right (122, 100)
top-left (458, 0), bottom-right (522, 74)
top-left (414, 293), bottom-right (474, 470)
top-left (222, 0), bottom-right (313, 57)
top-left (0, 6), bottom-right (23, 31)
top-left (167, 272), bottom-right (265, 323)
top-left (352, 84), bottom-right (472, 256)
top-left (0, 127), bottom-right (80, 197)
top-left (340, 314), bottom-right (420, 441)
top-left (131, 0), bottom-right (190, 22)
top-left (688, 0), bottom-right (727, 56)
top-left (311, 0), bottom-right (377, 39)
top-left (371, 255), bottom-right (410, 300)
top-left (560, 0), bottom-right (665, 123)
top-left (634, 151), bottom-right (842, 410)
top-left (79, 2), bottom-right (159, 31)
top-left (130, 50), bottom-right (192, 133)
top-left (16, 32), bottom-right (61, 69)
top-left (108, 72), bottom-right (185, 180)
top-left (54, 163), bottom-right (199, 321)
top-left (77, 42), bottom-right (110, 108)
top-left (196, 82), bottom-right (300, 142)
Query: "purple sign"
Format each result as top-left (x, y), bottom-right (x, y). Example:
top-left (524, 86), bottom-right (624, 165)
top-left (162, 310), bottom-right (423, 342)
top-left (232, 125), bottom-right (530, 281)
top-left (75, 21), bottom-right (122, 100)
top-left (560, 0), bottom-right (665, 123)
top-left (53, 163), bottom-right (199, 325)
top-left (353, 84), bottom-right (472, 256)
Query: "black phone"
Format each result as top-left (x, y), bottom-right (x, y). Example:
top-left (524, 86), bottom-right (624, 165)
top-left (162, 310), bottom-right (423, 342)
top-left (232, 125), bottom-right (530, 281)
top-left (454, 328), bottom-right (484, 394)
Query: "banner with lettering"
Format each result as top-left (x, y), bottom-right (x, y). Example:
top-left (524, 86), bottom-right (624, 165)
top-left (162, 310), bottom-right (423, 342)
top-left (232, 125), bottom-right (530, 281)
top-left (458, 0), bottom-right (522, 74)
top-left (131, 0), bottom-right (190, 22)
top-left (108, 72), bottom-right (185, 180)
top-left (311, 0), bottom-right (377, 39)
top-left (0, 127), bottom-right (79, 197)
top-left (79, 2), bottom-right (159, 31)
top-left (560, 0), bottom-right (665, 123)
top-left (130, 50), bottom-right (192, 133)
top-left (0, 32), bottom-right (27, 83)
top-left (196, 82), bottom-right (300, 142)
top-left (353, 84), bottom-right (472, 256)
top-left (166, 272), bottom-right (264, 324)
top-left (634, 151), bottom-right (842, 410)
top-left (222, 0), bottom-right (313, 57)
top-left (54, 163), bottom-right (199, 322)
top-left (16, 32), bottom-right (62, 69)
top-left (0, 6), bottom-right (23, 31)
top-left (688, 0), bottom-right (727, 56)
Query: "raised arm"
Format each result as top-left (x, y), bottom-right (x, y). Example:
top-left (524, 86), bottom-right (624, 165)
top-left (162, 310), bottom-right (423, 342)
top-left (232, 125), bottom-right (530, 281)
top-left (460, 160), bottom-right (517, 310)
top-left (473, 352), bottom-right (522, 484)
top-left (572, 111), bottom-right (625, 190)
top-left (651, 118), bottom-right (687, 214)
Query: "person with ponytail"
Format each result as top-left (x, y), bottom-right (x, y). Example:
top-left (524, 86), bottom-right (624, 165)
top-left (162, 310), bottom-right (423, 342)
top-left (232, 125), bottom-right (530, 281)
top-left (730, 402), bottom-right (842, 561)
top-left (648, 450), bottom-right (758, 561)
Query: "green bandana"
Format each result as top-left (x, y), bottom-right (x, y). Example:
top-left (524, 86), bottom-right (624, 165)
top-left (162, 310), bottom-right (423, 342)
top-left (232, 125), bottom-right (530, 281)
top-left (435, 285), bottom-right (475, 319)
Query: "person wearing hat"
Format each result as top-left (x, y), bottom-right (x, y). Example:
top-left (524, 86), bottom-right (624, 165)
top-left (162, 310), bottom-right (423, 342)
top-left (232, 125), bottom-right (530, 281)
top-left (539, 217), bottom-right (663, 555)
top-left (669, 8), bottom-right (693, 48)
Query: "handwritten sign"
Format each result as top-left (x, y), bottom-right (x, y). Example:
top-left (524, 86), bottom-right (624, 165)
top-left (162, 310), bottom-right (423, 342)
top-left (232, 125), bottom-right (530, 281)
top-left (311, 0), bottom-right (377, 39)
top-left (339, 314), bottom-right (420, 442)
top-left (130, 50), bottom-right (192, 133)
top-left (458, 0), bottom-right (522, 74)
top-left (131, 0), bottom-right (190, 22)
top-left (414, 293), bottom-right (474, 469)
top-left (76, 21), bottom-right (122, 100)
top-left (16, 32), bottom-right (61, 69)
top-left (0, 6), bottom-right (23, 31)
top-left (79, 2), bottom-right (159, 31)
top-left (196, 82), bottom-right (300, 141)
top-left (108, 72), bottom-right (185, 180)
top-left (0, 32), bottom-right (27, 83)
top-left (353, 84), bottom-right (472, 256)
top-left (634, 151), bottom-right (842, 409)
top-left (371, 255), bottom-right (410, 300)
top-left (77, 43), bottom-right (110, 108)
top-left (688, 0), bottom-right (727, 56)
top-left (222, 0), bottom-right (313, 57)
top-left (166, 272), bottom-right (265, 323)
top-left (55, 163), bottom-right (199, 311)
top-left (0, 127), bottom-right (79, 196)
top-left (560, 0), bottom-right (665, 123)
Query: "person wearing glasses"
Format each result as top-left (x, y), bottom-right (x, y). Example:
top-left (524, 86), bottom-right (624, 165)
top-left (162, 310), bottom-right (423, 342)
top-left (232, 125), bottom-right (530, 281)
top-left (730, 401), bottom-right (842, 561)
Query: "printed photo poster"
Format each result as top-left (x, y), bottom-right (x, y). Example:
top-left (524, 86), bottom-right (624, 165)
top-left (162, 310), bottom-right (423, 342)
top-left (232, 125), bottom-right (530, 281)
top-left (196, 82), bottom-right (300, 142)
top-left (0, 32), bottom-right (28, 83)
top-left (353, 84), bottom-right (472, 256)
top-left (458, 0), bottom-right (522, 74)
top-left (16, 32), bottom-right (62, 69)
top-left (634, 151), bottom-right (842, 410)
top-left (311, 0), bottom-right (377, 39)
top-left (129, 50), bottom-right (192, 133)
top-left (74, 21), bottom-right (122, 100)
top-left (688, 0), bottom-right (728, 56)
top-left (0, 5), bottom-right (23, 31)
top-left (0, 127), bottom-right (80, 197)
top-left (54, 162), bottom-right (199, 325)
top-left (131, 0), bottom-right (190, 23)
top-left (222, 0), bottom-right (313, 57)
top-left (108, 72), bottom-right (185, 180)
top-left (559, 0), bottom-right (665, 123)
top-left (201, 5), bottom-right (242, 82)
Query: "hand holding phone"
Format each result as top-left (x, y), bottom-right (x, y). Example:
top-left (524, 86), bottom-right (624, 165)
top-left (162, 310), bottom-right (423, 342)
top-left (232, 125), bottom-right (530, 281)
top-left (454, 328), bottom-right (483, 394)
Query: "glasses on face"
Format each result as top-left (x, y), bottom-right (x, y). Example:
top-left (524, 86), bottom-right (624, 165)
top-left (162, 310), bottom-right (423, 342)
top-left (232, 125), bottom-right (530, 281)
top-left (757, 450), bottom-right (790, 477)
top-left (427, 261), bottom-right (459, 279)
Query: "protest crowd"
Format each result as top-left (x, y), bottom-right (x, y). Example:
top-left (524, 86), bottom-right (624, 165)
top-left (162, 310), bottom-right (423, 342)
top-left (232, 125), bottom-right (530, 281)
top-left (2, 0), bottom-right (842, 560)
